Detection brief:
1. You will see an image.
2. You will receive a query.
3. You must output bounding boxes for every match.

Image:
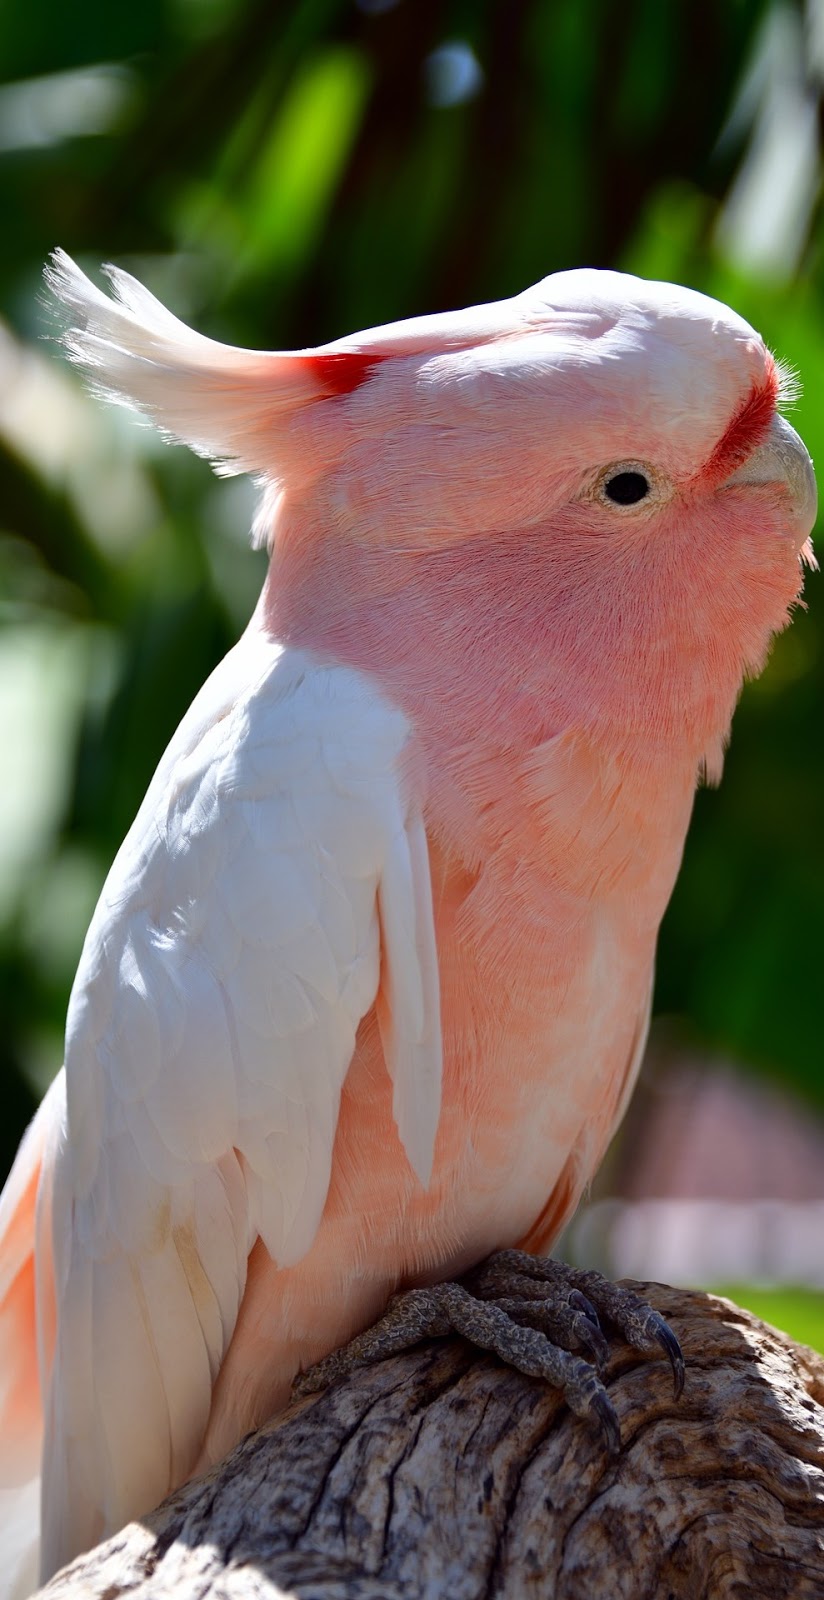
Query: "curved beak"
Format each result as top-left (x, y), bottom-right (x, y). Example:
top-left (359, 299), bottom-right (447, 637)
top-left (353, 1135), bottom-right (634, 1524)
top-left (722, 414), bottom-right (817, 551)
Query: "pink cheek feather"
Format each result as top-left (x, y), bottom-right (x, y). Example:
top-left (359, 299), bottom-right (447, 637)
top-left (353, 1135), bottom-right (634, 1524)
top-left (266, 468), bottom-right (804, 773)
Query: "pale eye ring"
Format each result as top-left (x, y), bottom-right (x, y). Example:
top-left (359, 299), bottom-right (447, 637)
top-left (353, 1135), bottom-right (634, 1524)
top-left (593, 459), bottom-right (664, 512)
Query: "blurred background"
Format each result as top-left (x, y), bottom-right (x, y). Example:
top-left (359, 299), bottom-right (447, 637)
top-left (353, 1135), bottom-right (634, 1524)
top-left (0, 0), bottom-right (822, 1346)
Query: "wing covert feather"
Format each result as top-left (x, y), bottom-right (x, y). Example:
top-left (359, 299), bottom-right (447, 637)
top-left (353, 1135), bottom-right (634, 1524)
top-left (43, 639), bottom-right (441, 1573)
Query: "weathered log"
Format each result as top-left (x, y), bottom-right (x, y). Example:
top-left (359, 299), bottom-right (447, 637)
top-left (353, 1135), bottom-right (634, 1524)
top-left (37, 1283), bottom-right (824, 1599)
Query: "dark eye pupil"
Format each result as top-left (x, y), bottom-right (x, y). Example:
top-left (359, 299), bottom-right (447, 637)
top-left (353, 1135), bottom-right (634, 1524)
top-left (604, 470), bottom-right (649, 505)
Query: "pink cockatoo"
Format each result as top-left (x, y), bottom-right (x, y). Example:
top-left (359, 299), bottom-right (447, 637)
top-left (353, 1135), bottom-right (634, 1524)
top-left (0, 253), bottom-right (815, 1594)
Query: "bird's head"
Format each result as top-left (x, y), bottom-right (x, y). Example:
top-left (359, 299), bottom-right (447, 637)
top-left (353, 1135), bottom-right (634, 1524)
top-left (47, 255), bottom-right (815, 764)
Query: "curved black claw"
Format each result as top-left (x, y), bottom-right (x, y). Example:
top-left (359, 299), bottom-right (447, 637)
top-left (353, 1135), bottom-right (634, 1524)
top-left (570, 1313), bottom-right (610, 1370)
top-left (568, 1288), bottom-right (602, 1330)
top-left (589, 1387), bottom-right (621, 1456)
top-left (654, 1317), bottom-right (685, 1398)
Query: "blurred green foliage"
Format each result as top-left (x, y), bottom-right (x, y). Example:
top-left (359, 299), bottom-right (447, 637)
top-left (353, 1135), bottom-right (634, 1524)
top-left (716, 1287), bottom-right (824, 1356)
top-left (0, 0), bottom-right (822, 1183)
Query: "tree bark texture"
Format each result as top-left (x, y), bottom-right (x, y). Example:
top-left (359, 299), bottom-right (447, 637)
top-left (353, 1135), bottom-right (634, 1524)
top-left (37, 1283), bottom-right (824, 1600)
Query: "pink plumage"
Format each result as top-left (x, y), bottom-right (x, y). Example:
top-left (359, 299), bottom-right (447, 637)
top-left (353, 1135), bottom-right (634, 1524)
top-left (0, 256), bottom-right (815, 1595)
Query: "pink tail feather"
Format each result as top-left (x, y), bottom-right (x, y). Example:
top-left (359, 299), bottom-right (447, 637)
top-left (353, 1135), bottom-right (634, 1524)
top-left (0, 1074), bottom-right (63, 1598)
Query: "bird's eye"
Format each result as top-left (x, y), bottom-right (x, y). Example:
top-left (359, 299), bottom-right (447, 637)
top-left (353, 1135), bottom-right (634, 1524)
top-left (603, 469), bottom-right (650, 506)
top-left (590, 460), bottom-right (665, 514)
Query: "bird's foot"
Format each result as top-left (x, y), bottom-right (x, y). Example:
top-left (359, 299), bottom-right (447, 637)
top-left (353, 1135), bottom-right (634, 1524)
top-left (292, 1249), bottom-right (684, 1453)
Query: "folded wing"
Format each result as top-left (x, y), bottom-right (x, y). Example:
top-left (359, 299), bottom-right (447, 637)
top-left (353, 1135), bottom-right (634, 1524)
top-left (40, 637), bottom-right (441, 1578)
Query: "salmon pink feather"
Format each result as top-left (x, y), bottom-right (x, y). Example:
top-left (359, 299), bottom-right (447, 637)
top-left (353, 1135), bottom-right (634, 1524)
top-left (0, 256), bottom-right (815, 1595)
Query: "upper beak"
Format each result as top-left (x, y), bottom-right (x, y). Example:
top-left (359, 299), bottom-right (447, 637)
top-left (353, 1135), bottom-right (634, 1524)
top-left (722, 413), bottom-right (817, 550)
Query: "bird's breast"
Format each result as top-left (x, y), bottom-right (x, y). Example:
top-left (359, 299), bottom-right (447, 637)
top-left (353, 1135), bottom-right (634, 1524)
top-left (201, 732), bottom-right (695, 1458)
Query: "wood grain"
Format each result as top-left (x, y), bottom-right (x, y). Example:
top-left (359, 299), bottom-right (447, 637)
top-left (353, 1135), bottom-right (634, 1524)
top-left (37, 1283), bottom-right (824, 1599)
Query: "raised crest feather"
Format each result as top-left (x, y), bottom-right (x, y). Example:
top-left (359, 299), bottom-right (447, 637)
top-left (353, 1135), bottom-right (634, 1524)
top-left (44, 250), bottom-right (382, 483)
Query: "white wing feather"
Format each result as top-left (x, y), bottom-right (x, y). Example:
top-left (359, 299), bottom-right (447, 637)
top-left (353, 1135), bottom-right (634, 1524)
top-left (40, 634), bottom-right (441, 1576)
